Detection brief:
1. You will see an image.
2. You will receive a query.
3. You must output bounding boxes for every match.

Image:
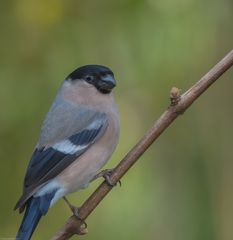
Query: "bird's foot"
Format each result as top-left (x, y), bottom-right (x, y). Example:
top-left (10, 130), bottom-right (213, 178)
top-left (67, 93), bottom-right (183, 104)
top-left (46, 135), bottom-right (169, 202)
top-left (91, 169), bottom-right (121, 187)
top-left (63, 197), bottom-right (87, 230)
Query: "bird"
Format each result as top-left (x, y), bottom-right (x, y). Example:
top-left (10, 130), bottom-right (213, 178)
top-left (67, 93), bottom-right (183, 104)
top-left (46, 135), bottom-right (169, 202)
top-left (15, 65), bottom-right (120, 240)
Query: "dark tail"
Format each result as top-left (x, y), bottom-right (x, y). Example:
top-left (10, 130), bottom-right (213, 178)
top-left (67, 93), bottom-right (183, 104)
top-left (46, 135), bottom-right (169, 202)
top-left (16, 192), bottom-right (54, 240)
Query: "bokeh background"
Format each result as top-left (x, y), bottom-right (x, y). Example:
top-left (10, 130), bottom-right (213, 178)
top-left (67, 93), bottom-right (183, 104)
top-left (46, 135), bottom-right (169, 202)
top-left (0, 0), bottom-right (233, 239)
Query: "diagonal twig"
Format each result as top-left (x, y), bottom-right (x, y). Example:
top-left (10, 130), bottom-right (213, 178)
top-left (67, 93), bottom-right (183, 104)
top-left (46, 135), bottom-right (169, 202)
top-left (52, 49), bottom-right (233, 240)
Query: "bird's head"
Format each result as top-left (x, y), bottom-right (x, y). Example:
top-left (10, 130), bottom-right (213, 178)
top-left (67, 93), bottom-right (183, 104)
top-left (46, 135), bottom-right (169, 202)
top-left (66, 65), bottom-right (116, 94)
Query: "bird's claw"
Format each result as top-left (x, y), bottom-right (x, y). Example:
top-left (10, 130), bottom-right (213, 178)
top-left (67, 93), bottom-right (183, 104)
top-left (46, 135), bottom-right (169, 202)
top-left (71, 207), bottom-right (88, 231)
top-left (63, 197), bottom-right (88, 230)
top-left (92, 169), bottom-right (121, 187)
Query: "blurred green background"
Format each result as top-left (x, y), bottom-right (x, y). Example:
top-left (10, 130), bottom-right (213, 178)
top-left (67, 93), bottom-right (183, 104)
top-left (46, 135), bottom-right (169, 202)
top-left (0, 0), bottom-right (233, 239)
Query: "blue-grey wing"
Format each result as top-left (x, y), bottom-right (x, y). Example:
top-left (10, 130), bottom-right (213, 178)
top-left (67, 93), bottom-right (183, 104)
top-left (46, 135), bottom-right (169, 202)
top-left (15, 112), bottom-right (108, 211)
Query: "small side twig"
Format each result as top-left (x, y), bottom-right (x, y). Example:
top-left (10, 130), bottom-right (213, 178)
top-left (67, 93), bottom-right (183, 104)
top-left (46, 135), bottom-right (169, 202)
top-left (52, 50), bottom-right (233, 240)
top-left (170, 87), bottom-right (182, 106)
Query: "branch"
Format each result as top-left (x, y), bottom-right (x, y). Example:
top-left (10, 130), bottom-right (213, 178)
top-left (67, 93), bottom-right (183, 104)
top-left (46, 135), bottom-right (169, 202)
top-left (52, 50), bottom-right (233, 240)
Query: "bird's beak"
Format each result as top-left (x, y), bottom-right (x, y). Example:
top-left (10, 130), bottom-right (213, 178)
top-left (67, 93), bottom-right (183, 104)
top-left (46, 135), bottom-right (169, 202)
top-left (99, 74), bottom-right (116, 91)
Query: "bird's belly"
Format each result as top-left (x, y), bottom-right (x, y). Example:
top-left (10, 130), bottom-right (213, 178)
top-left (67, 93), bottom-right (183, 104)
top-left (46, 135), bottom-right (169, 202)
top-left (55, 107), bottom-right (120, 195)
top-left (56, 129), bottom-right (119, 193)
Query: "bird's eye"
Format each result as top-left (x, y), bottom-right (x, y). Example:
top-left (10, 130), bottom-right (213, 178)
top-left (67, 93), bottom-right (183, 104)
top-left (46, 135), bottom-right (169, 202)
top-left (85, 75), bottom-right (94, 83)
